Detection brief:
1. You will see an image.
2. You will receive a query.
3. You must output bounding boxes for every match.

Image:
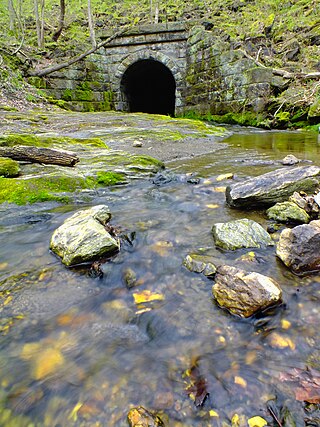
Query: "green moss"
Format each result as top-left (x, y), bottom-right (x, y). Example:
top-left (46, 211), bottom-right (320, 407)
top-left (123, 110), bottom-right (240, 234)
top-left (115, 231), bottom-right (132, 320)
top-left (0, 175), bottom-right (95, 205)
top-left (0, 105), bottom-right (18, 112)
top-left (0, 134), bottom-right (107, 148)
top-left (0, 158), bottom-right (20, 177)
top-left (62, 88), bottom-right (73, 101)
top-left (206, 112), bottom-right (265, 127)
top-left (96, 171), bottom-right (127, 186)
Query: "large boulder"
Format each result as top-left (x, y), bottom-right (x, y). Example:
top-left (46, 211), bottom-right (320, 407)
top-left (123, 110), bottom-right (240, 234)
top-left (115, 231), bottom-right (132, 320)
top-left (212, 219), bottom-right (273, 250)
top-left (226, 166), bottom-right (320, 208)
top-left (50, 205), bottom-right (120, 266)
top-left (276, 220), bottom-right (320, 273)
top-left (213, 265), bottom-right (282, 318)
top-left (266, 201), bottom-right (310, 224)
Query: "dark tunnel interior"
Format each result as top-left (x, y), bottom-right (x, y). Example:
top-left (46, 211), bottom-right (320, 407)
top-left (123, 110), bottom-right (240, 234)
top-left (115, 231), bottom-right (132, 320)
top-left (121, 59), bottom-right (176, 116)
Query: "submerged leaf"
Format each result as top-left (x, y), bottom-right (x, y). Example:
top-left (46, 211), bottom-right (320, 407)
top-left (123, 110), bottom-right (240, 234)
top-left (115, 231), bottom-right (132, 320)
top-left (248, 416), bottom-right (268, 427)
top-left (133, 290), bottom-right (165, 305)
top-left (279, 367), bottom-right (320, 404)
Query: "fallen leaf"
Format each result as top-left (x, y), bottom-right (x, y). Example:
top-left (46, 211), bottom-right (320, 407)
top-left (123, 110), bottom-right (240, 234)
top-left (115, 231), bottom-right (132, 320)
top-left (248, 416), bottom-right (268, 427)
top-left (269, 332), bottom-right (295, 350)
top-left (209, 410), bottom-right (219, 417)
top-left (206, 204), bottom-right (220, 209)
top-left (184, 360), bottom-right (209, 407)
top-left (216, 173), bottom-right (234, 181)
top-left (281, 319), bottom-right (291, 330)
top-left (133, 290), bottom-right (165, 305)
top-left (68, 402), bottom-right (83, 422)
top-left (280, 367), bottom-right (320, 404)
top-left (150, 241), bottom-right (174, 256)
top-left (234, 375), bottom-right (247, 388)
top-left (32, 348), bottom-right (65, 380)
top-left (213, 186), bottom-right (227, 192)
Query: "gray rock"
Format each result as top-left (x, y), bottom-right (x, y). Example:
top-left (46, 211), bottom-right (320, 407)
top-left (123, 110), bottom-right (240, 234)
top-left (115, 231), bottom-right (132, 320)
top-left (266, 201), bottom-right (310, 224)
top-left (281, 154), bottom-right (300, 166)
top-left (183, 254), bottom-right (217, 277)
top-left (213, 265), bottom-right (282, 318)
top-left (276, 220), bottom-right (320, 273)
top-left (226, 166), bottom-right (320, 208)
top-left (212, 219), bottom-right (273, 250)
top-left (50, 205), bottom-right (120, 266)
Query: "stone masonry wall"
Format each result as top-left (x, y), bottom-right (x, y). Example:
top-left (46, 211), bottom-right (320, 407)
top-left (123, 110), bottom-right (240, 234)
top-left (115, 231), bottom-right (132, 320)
top-left (184, 26), bottom-right (284, 116)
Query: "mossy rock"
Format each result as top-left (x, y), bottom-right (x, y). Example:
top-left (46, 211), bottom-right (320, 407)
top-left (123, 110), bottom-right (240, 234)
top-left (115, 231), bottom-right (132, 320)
top-left (0, 157), bottom-right (20, 177)
top-left (0, 175), bottom-right (94, 205)
top-left (266, 201), bottom-right (310, 224)
top-left (0, 134), bottom-right (107, 149)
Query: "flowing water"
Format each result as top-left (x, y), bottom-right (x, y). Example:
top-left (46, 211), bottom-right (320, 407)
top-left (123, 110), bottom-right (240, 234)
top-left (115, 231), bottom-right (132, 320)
top-left (0, 126), bottom-right (320, 426)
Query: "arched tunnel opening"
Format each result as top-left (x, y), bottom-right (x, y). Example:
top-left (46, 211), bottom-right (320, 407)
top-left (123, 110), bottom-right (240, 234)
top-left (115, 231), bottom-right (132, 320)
top-left (120, 59), bottom-right (176, 116)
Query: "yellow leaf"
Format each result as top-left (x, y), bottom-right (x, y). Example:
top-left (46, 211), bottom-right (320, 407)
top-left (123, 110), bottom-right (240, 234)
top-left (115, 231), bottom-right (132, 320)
top-left (0, 262), bottom-right (8, 270)
top-left (203, 179), bottom-right (213, 185)
top-left (150, 241), bottom-right (173, 256)
top-left (206, 204), bottom-right (219, 209)
top-left (3, 296), bottom-right (12, 306)
top-left (33, 348), bottom-right (65, 380)
top-left (248, 416), bottom-right (268, 427)
top-left (68, 402), bottom-right (83, 421)
top-left (209, 410), bottom-right (219, 417)
top-left (269, 332), bottom-right (295, 350)
top-left (213, 186), bottom-right (226, 192)
top-left (281, 319), bottom-right (291, 330)
top-left (133, 290), bottom-right (165, 305)
top-left (216, 173), bottom-right (234, 181)
top-left (21, 342), bottom-right (41, 360)
top-left (234, 375), bottom-right (247, 388)
top-left (231, 413), bottom-right (240, 426)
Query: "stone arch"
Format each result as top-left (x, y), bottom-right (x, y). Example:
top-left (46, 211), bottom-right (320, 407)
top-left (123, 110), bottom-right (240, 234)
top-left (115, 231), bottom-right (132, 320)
top-left (115, 50), bottom-right (183, 115)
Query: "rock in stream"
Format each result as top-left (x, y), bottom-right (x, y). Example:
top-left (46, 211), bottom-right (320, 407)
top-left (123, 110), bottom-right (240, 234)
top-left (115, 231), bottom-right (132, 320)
top-left (50, 205), bottom-right (120, 266)
top-left (226, 166), bottom-right (320, 208)
top-left (213, 265), bottom-right (282, 318)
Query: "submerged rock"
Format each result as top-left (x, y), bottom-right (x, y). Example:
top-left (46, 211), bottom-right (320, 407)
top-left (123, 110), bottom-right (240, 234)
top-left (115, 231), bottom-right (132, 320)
top-left (266, 201), bottom-right (310, 224)
top-left (212, 219), bottom-right (273, 250)
top-left (213, 265), bottom-right (282, 317)
top-left (127, 406), bottom-right (164, 427)
top-left (183, 254), bottom-right (217, 277)
top-left (276, 220), bottom-right (320, 273)
top-left (50, 205), bottom-right (120, 266)
top-left (226, 166), bottom-right (320, 208)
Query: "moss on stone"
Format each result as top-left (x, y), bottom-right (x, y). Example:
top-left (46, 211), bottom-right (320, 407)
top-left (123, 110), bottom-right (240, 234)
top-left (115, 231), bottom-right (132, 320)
top-left (96, 171), bottom-right (127, 186)
top-left (0, 175), bottom-right (95, 205)
top-left (0, 134), bottom-right (107, 148)
top-left (0, 157), bottom-right (20, 177)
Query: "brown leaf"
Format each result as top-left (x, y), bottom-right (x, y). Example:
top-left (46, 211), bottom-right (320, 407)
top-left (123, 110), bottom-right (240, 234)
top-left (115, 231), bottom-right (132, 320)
top-left (279, 367), bottom-right (320, 403)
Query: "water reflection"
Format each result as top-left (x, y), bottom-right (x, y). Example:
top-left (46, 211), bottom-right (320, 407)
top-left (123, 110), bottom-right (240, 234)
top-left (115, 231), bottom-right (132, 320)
top-left (0, 129), bottom-right (319, 426)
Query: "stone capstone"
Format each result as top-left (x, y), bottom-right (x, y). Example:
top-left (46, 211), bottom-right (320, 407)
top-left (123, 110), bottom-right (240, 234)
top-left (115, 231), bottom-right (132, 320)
top-left (212, 219), bottom-right (273, 250)
top-left (276, 220), bottom-right (320, 273)
top-left (50, 205), bottom-right (120, 266)
top-left (127, 406), bottom-right (164, 427)
top-left (266, 201), bottom-right (310, 224)
top-left (226, 166), bottom-right (320, 208)
top-left (212, 265), bottom-right (282, 318)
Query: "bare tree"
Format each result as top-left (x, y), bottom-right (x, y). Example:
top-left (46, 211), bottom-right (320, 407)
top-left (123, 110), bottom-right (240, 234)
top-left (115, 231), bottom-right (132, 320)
top-left (87, 0), bottom-right (96, 48)
top-left (52, 0), bottom-right (66, 42)
top-left (34, 0), bottom-right (45, 48)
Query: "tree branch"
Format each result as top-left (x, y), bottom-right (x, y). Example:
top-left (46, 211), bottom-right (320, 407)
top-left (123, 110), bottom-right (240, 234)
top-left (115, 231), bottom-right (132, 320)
top-left (28, 27), bottom-right (130, 77)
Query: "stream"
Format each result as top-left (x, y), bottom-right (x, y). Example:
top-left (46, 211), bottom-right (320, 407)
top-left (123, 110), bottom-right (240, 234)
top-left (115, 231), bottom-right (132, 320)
top-left (0, 124), bottom-right (320, 426)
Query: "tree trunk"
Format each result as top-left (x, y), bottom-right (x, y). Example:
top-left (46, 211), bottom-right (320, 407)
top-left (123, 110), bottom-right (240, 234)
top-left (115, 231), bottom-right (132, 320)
top-left (52, 0), bottom-right (65, 42)
top-left (87, 0), bottom-right (96, 49)
top-left (0, 146), bottom-right (79, 167)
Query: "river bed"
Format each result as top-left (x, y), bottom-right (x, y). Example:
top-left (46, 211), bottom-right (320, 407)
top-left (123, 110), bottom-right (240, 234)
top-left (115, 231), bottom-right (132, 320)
top-left (0, 120), bottom-right (319, 426)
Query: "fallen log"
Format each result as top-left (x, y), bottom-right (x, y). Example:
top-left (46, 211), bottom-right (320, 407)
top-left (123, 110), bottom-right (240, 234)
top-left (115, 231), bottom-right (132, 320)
top-left (0, 145), bottom-right (79, 167)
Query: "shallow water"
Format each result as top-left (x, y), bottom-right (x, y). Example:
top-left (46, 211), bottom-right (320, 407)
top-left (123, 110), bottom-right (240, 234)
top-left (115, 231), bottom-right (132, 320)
top-left (0, 126), bottom-right (320, 426)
